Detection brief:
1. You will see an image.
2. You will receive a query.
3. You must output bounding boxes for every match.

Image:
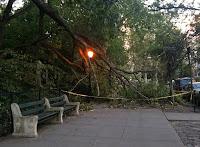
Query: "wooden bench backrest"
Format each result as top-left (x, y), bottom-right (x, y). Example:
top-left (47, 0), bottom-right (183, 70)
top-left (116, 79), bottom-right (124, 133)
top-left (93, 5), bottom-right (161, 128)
top-left (19, 99), bottom-right (46, 116)
top-left (48, 96), bottom-right (66, 107)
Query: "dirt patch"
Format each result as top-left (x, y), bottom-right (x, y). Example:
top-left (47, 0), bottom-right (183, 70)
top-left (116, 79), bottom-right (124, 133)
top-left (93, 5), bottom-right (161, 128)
top-left (161, 102), bottom-right (200, 113)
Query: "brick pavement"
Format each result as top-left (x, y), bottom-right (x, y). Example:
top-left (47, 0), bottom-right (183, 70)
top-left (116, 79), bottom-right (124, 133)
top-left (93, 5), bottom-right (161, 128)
top-left (164, 111), bottom-right (200, 147)
top-left (171, 121), bottom-right (200, 147)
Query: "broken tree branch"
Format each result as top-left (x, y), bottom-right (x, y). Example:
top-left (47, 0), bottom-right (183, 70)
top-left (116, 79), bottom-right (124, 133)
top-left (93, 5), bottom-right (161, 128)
top-left (31, 0), bottom-right (75, 39)
top-left (70, 73), bottom-right (89, 92)
top-left (152, 6), bottom-right (200, 11)
top-left (7, 2), bottom-right (35, 21)
top-left (40, 43), bottom-right (83, 70)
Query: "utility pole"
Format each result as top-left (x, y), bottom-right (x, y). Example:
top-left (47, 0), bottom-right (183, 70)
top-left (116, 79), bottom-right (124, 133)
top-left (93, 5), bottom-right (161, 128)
top-left (187, 47), bottom-right (195, 112)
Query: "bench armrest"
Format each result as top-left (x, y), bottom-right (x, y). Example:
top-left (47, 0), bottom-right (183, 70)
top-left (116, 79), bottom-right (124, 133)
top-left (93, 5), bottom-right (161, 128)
top-left (12, 115), bottom-right (38, 137)
top-left (45, 107), bottom-right (64, 124)
top-left (14, 115), bottom-right (38, 124)
top-left (44, 97), bottom-right (64, 112)
top-left (65, 102), bottom-right (80, 116)
top-left (13, 115), bottom-right (38, 127)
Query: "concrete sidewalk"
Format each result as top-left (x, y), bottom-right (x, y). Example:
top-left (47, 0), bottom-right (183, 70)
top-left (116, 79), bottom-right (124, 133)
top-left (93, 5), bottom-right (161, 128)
top-left (0, 108), bottom-right (184, 147)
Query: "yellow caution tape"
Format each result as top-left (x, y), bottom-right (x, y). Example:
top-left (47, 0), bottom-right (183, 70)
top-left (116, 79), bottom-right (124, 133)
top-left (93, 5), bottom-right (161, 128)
top-left (174, 90), bottom-right (193, 93)
top-left (148, 91), bottom-right (192, 101)
top-left (175, 91), bottom-right (194, 102)
top-left (61, 90), bottom-right (126, 100)
top-left (61, 90), bottom-right (193, 102)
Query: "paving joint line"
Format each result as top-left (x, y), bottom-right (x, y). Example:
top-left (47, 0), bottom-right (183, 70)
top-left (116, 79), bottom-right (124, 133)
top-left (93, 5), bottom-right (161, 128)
top-left (162, 110), bottom-right (186, 146)
top-left (117, 111), bottom-right (130, 147)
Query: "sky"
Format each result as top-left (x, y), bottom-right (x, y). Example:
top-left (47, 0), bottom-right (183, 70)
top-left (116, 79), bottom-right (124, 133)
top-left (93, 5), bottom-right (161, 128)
top-left (12, 0), bottom-right (24, 9)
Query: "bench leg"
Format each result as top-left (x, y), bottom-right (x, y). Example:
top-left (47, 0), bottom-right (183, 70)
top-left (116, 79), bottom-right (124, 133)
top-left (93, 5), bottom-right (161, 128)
top-left (12, 115), bottom-right (38, 138)
top-left (49, 115), bottom-right (63, 124)
top-left (67, 102), bottom-right (80, 116)
top-left (63, 95), bottom-right (80, 116)
top-left (74, 102), bottom-right (80, 116)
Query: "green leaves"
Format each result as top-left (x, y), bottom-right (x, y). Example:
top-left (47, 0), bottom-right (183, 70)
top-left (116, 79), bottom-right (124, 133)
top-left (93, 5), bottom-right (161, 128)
top-left (106, 38), bottom-right (127, 66)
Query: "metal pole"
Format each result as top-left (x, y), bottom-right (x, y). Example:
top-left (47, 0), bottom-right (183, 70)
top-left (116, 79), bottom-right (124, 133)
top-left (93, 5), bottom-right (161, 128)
top-left (38, 88), bottom-right (41, 100)
top-left (10, 93), bottom-right (14, 104)
top-left (59, 88), bottom-right (61, 96)
top-left (10, 93), bottom-right (14, 133)
top-left (187, 47), bottom-right (195, 112)
top-left (88, 61), bottom-right (91, 96)
top-left (57, 72), bottom-right (61, 96)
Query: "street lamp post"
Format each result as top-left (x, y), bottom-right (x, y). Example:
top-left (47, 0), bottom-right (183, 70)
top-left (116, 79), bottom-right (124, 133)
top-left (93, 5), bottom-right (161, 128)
top-left (187, 47), bottom-right (195, 112)
top-left (88, 65), bottom-right (91, 95)
top-left (87, 50), bottom-right (94, 97)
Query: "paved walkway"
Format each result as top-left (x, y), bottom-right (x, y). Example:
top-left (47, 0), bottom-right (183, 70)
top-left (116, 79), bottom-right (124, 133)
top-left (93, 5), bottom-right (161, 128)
top-left (0, 108), bottom-right (184, 147)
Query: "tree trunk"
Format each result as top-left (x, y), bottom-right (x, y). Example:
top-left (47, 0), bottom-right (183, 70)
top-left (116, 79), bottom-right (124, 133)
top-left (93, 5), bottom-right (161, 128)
top-left (36, 60), bottom-right (43, 88)
top-left (45, 68), bottom-right (48, 84)
top-left (154, 61), bottom-right (158, 84)
top-left (57, 72), bottom-right (60, 89)
top-left (144, 73), bottom-right (148, 83)
top-left (169, 73), bottom-right (174, 104)
top-left (138, 72), bottom-right (142, 81)
top-left (155, 72), bottom-right (158, 84)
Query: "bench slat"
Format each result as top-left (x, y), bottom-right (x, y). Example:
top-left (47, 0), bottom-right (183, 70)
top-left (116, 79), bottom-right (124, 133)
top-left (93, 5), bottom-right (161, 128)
top-left (51, 101), bottom-right (66, 107)
top-left (63, 105), bottom-right (76, 112)
top-left (37, 111), bottom-right (59, 121)
top-left (48, 96), bottom-right (64, 102)
top-left (22, 106), bottom-right (46, 116)
top-left (19, 99), bottom-right (45, 109)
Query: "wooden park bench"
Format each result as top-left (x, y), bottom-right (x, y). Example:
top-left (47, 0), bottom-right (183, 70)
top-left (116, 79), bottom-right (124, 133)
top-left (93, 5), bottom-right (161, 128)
top-left (11, 99), bottom-right (64, 137)
top-left (45, 94), bottom-right (80, 116)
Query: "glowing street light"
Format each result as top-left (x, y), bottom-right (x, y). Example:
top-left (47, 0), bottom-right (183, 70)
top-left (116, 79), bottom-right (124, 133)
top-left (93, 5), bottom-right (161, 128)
top-left (87, 50), bottom-right (94, 58)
